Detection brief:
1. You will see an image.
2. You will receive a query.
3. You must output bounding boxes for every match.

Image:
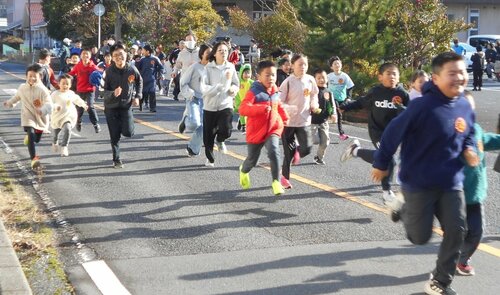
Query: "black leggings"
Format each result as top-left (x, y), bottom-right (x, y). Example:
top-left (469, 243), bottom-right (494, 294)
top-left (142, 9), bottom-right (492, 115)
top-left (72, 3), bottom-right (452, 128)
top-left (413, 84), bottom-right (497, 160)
top-left (356, 139), bottom-right (395, 191)
top-left (24, 127), bottom-right (43, 160)
top-left (203, 108), bottom-right (233, 163)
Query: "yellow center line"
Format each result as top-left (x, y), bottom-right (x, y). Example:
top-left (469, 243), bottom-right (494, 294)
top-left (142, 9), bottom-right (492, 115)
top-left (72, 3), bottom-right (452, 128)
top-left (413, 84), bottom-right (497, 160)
top-left (4, 66), bottom-right (500, 259)
top-left (122, 108), bottom-right (500, 258)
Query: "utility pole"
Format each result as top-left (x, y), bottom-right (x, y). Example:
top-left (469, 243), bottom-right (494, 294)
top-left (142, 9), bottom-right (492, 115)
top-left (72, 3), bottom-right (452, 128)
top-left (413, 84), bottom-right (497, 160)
top-left (28, 0), bottom-right (32, 60)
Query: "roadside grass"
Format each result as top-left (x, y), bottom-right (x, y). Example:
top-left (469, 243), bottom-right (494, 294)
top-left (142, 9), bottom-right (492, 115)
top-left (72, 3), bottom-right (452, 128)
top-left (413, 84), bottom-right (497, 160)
top-left (0, 162), bottom-right (74, 294)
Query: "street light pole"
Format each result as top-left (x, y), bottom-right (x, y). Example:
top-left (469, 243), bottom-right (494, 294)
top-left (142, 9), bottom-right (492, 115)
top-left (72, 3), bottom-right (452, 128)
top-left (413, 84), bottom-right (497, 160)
top-left (98, 7), bottom-right (101, 49)
top-left (28, 0), bottom-right (32, 59)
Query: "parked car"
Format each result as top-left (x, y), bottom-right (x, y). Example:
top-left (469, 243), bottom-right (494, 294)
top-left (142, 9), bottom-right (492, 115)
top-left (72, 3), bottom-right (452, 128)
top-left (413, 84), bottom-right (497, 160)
top-left (467, 35), bottom-right (500, 49)
top-left (451, 42), bottom-right (476, 72)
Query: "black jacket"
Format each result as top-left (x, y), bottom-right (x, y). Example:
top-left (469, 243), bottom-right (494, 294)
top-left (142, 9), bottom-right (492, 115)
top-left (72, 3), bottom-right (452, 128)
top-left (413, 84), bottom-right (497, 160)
top-left (311, 87), bottom-right (335, 124)
top-left (471, 52), bottom-right (485, 70)
top-left (341, 84), bottom-right (409, 143)
top-left (276, 69), bottom-right (289, 87)
top-left (103, 63), bottom-right (143, 109)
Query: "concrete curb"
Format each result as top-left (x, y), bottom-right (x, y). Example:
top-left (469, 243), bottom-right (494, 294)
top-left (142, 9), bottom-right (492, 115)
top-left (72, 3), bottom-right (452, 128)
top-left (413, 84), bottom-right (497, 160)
top-left (0, 220), bottom-right (32, 295)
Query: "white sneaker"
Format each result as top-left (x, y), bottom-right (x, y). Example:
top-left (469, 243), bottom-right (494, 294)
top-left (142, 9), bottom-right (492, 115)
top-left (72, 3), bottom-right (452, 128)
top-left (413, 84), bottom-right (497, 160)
top-left (205, 159), bottom-right (215, 167)
top-left (383, 190), bottom-right (404, 211)
top-left (382, 190), bottom-right (395, 205)
top-left (52, 143), bottom-right (59, 153)
top-left (216, 141), bottom-right (228, 154)
top-left (340, 139), bottom-right (360, 162)
top-left (60, 146), bottom-right (69, 157)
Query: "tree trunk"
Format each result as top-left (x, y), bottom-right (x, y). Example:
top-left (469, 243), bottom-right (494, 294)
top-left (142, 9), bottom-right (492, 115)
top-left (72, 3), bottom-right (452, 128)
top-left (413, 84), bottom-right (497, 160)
top-left (114, 12), bottom-right (123, 41)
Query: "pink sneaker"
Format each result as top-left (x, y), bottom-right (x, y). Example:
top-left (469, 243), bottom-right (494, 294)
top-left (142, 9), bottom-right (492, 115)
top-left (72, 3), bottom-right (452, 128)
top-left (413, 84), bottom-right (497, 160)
top-left (292, 149), bottom-right (300, 165)
top-left (339, 133), bottom-right (349, 141)
top-left (280, 176), bottom-right (292, 189)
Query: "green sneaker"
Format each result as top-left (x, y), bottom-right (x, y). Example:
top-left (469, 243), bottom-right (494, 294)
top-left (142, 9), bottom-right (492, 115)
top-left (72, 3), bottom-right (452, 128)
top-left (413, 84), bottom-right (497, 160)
top-left (24, 135), bottom-right (29, 145)
top-left (272, 180), bottom-right (285, 196)
top-left (239, 165), bottom-right (250, 189)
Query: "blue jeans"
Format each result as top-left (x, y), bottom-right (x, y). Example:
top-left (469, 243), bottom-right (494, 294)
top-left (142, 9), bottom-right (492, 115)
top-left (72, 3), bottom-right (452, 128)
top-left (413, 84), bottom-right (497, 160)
top-left (187, 97), bottom-right (204, 155)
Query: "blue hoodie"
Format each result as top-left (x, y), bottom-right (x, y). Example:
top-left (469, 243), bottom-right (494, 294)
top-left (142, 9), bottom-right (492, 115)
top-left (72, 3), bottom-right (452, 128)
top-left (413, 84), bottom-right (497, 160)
top-left (373, 81), bottom-right (476, 191)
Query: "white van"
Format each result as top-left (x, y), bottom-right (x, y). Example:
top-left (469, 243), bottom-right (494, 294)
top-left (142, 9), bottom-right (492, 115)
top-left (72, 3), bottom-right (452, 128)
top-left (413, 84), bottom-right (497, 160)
top-left (467, 35), bottom-right (500, 48)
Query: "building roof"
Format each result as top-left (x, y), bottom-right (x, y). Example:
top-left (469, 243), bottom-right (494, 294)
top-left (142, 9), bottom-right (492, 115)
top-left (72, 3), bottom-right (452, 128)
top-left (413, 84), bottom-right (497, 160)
top-left (24, 2), bottom-right (45, 27)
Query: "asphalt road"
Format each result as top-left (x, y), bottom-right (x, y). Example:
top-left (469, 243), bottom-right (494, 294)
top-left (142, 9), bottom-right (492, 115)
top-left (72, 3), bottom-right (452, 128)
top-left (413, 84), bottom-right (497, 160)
top-left (0, 62), bottom-right (499, 295)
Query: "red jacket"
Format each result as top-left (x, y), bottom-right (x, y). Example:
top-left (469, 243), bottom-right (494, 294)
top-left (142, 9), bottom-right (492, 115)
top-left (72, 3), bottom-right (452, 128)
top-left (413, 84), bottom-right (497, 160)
top-left (69, 60), bottom-right (100, 93)
top-left (239, 81), bottom-right (289, 144)
top-left (228, 50), bottom-right (240, 65)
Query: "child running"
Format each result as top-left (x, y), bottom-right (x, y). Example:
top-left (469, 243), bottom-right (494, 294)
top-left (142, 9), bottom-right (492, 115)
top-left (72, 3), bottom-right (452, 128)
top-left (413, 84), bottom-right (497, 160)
top-left (456, 91), bottom-right (500, 276)
top-left (180, 43), bottom-right (212, 157)
top-left (340, 62), bottom-right (409, 205)
top-left (202, 41), bottom-right (239, 167)
top-left (239, 60), bottom-right (289, 195)
top-left (311, 68), bottom-right (337, 165)
top-left (50, 74), bottom-right (88, 156)
top-left (327, 56), bottom-right (354, 140)
top-left (234, 63), bottom-right (254, 133)
top-left (372, 52), bottom-right (479, 295)
top-left (68, 47), bottom-right (102, 133)
top-left (408, 70), bottom-right (429, 100)
top-left (279, 53), bottom-right (320, 188)
top-left (3, 64), bottom-right (52, 169)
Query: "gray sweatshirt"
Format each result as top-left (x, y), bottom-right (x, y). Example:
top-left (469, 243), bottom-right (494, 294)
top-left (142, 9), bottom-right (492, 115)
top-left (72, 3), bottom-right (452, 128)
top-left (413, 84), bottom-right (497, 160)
top-left (202, 61), bottom-right (239, 112)
top-left (180, 62), bottom-right (206, 99)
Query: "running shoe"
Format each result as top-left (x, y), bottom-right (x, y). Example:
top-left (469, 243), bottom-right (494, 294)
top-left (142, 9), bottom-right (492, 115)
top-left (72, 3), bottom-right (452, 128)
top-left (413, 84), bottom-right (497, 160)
top-left (23, 135), bottom-right (29, 145)
top-left (60, 146), bottom-right (69, 157)
top-left (94, 124), bottom-right (101, 133)
top-left (31, 156), bottom-right (41, 170)
top-left (216, 141), bottom-right (228, 154)
top-left (280, 176), bottom-right (292, 189)
top-left (424, 279), bottom-right (457, 295)
top-left (178, 118), bottom-right (186, 134)
top-left (52, 143), bottom-right (59, 153)
top-left (456, 263), bottom-right (475, 276)
top-left (272, 180), bottom-right (285, 195)
top-left (314, 156), bottom-right (326, 165)
top-left (339, 133), bottom-right (349, 141)
top-left (205, 159), bottom-right (215, 168)
top-left (186, 146), bottom-right (197, 157)
top-left (239, 165), bottom-right (250, 189)
top-left (113, 160), bottom-right (124, 169)
top-left (340, 139), bottom-right (360, 162)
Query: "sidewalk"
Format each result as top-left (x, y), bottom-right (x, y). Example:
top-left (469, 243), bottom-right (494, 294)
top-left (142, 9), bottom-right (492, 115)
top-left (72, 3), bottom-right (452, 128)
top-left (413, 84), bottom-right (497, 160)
top-left (0, 219), bottom-right (32, 295)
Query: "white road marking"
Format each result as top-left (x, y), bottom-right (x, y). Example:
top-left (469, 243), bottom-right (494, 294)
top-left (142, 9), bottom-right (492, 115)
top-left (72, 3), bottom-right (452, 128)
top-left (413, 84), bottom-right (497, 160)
top-left (2, 88), bottom-right (17, 95)
top-left (328, 130), bottom-right (373, 143)
top-left (82, 260), bottom-right (131, 295)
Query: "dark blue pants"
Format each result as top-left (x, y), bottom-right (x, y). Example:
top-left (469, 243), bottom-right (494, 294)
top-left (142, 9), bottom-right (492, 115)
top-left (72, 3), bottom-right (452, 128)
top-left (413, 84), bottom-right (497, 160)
top-left (24, 127), bottom-right (42, 160)
top-left (459, 203), bottom-right (483, 265)
top-left (104, 107), bottom-right (135, 162)
top-left (142, 91), bottom-right (156, 111)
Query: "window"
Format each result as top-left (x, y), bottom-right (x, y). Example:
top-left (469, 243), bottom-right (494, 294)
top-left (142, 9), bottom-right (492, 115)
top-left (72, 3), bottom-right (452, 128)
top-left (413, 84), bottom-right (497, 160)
top-left (253, 0), bottom-right (275, 20)
top-left (469, 9), bottom-right (479, 37)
